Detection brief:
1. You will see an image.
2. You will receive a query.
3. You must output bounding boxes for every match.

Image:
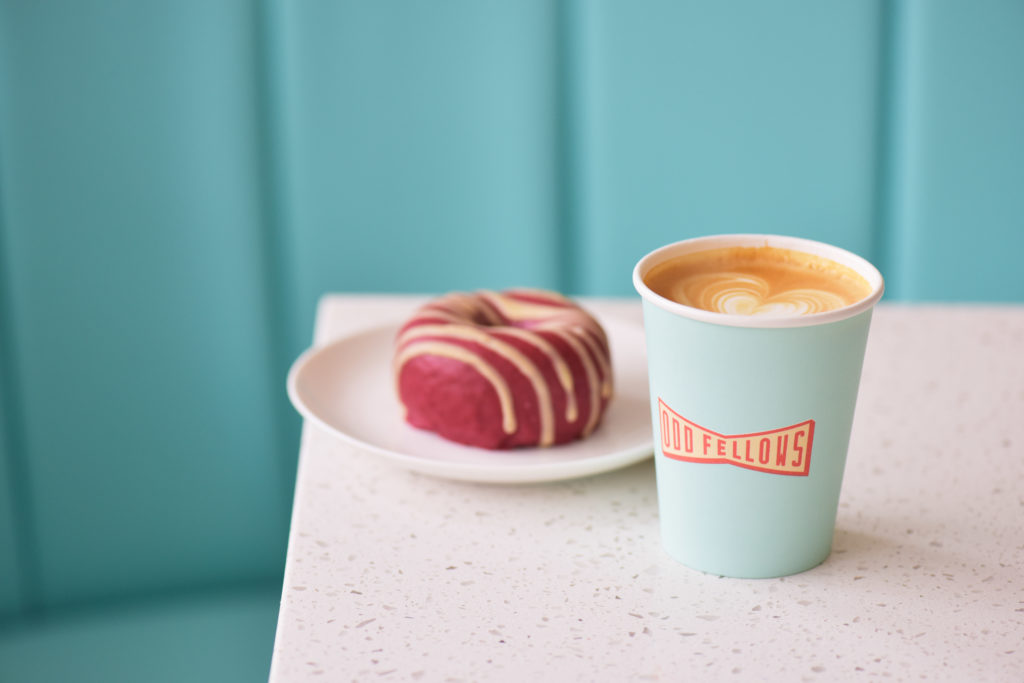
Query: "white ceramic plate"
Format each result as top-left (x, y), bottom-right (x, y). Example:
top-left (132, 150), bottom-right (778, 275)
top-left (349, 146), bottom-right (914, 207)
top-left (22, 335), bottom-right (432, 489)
top-left (287, 315), bottom-right (654, 484)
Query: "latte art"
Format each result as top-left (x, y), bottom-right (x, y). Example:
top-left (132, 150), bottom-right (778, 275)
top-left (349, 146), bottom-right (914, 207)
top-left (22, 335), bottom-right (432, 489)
top-left (644, 246), bottom-right (872, 317)
top-left (676, 273), bottom-right (848, 317)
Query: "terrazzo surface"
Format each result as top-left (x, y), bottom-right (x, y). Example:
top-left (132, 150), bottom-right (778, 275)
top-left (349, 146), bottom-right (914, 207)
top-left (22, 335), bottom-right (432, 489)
top-left (270, 297), bottom-right (1024, 682)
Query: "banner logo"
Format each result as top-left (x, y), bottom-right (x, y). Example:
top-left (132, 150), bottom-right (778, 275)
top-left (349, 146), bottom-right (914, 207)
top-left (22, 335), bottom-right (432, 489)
top-left (658, 398), bottom-right (814, 476)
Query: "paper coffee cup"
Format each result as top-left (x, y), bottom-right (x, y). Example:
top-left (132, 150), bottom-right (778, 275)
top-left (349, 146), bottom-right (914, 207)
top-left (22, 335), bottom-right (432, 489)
top-left (633, 234), bottom-right (884, 578)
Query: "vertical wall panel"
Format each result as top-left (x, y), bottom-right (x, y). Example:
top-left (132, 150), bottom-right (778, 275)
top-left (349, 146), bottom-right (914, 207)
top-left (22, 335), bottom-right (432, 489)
top-left (574, 0), bottom-right (885, 295)
top-left (887, 0), bottom-right (1024, 301)
top-left (278, 0), bottom-right (562, 348)
top-left (0, 0), bottom-right (288, 606)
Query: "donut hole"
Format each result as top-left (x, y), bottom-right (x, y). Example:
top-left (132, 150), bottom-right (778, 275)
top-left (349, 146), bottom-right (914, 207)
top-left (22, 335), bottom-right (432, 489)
top-left (467, 310), bottom-right (511, 328)
top-left (470, 311), bottom-right (499, 327)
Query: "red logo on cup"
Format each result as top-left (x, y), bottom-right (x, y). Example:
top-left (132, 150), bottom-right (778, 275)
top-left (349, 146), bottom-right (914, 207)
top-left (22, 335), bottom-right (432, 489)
top-left (658, 398), bottom-right (814, 476)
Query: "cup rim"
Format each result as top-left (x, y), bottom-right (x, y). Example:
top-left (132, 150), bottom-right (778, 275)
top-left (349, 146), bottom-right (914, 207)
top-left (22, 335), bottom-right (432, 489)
top-left (632, 234), bottom-right (885, 329)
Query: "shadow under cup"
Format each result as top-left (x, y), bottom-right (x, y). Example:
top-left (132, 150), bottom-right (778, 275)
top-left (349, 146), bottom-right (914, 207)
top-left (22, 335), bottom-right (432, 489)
top-left (632, 234), bottom-right (884, 578)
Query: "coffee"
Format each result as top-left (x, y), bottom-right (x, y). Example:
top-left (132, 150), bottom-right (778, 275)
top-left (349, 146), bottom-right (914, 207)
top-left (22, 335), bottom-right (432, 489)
top-left (643, 246), bottom-right (872, 317)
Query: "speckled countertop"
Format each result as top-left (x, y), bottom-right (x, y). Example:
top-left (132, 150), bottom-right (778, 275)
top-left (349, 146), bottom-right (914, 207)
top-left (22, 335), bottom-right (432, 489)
top-left (269, 296), bottom-right (1024, 682)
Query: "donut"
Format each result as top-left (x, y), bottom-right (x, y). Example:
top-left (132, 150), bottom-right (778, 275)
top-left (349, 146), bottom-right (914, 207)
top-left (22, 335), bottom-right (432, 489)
top-left (393, 289), bottom-right (614, 449)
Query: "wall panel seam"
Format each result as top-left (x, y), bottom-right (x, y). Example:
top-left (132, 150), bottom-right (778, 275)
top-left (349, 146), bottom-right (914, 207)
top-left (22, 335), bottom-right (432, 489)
top-left (0, 127), bottom-right (41, 616)
top-left (253, 0), bottom-right (302, 527)
top-left (556, 0), bottom-right (586, 296)
top-left (876, 0), bottom-right (912, 300)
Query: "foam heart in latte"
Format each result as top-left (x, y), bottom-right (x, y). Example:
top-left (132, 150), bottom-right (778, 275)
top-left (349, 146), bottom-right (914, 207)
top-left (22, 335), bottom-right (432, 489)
top-left (643, 246), bottom-right (873, 317)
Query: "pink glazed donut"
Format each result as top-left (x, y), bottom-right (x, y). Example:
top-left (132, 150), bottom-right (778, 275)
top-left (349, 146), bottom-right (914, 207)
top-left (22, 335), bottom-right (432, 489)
top-left (393, 289), bottom-right (614, 449)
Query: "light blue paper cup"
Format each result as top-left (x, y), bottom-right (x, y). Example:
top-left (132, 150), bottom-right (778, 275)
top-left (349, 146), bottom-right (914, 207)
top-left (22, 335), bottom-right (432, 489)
top-left (633, 234), bottom-right (884, 578)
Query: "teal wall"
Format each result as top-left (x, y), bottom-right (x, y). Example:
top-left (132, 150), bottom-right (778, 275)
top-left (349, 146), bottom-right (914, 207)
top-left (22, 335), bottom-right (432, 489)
top-left (1, 0), bottom-right (1022, 620)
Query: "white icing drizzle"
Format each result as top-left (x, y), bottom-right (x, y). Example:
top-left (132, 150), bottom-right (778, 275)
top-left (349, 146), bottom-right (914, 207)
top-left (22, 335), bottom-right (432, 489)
top-left (394, 340), bottom-right (517, 435)
top-left (395, 290), bottom-right (611, 447)
top-left (545, 328), bottom-right (603, 437)
top-left (565, 324), bottom-right (613, 399)
top-left (397, 324), bottom-right (556, 446)
top-left (490, 327), bottom-right (578, 423)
